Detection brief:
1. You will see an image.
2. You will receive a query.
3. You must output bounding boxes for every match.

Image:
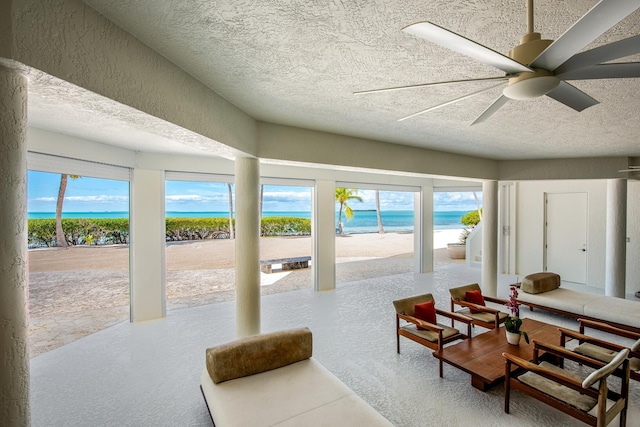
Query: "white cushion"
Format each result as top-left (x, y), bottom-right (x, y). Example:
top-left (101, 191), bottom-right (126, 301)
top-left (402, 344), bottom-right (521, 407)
top-left (583, 297), bottom-right (640, 330)
top-left (517, 288), bottom-right (602, 315)
top-left (274, 395), bottom-right (392, 427)
top-left (200, 358), bottom-right (393, 427)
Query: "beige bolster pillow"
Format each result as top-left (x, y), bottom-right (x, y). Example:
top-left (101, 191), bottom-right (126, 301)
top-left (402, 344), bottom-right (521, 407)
top-left (521, 272), bottom-right (560, 294)
top-left (206, 327), bottom-right (312, 384)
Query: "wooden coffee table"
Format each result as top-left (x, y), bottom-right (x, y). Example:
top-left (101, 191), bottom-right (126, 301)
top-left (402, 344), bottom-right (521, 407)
top-left (433, 318), bottom-right (560, 391)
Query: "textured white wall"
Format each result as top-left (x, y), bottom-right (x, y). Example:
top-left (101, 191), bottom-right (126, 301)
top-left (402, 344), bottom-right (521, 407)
top-left (499, 158), bottom-right (630, 180)
top-left (626, 180), bottom-right (640, 295)
top-left (257, 122), bottom-right (499, 181)
top-left (516, 180), bottom-right (607, 293)
top-left (0, 66), bottom-right (29, 426)
top-left (8, 0), bottom-right (257, 156)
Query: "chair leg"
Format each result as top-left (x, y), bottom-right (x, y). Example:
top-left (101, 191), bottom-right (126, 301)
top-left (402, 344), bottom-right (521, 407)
top-left (396, 332), bottom-right (400, 354)
top-left (439, 359), bottom-right (443, 378)
top-left (504, 361), bottom-right (511, 414)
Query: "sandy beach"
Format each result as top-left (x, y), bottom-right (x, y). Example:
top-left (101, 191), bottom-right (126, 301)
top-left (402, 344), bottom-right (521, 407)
top-left (28, 229), bottom-right (465, 357)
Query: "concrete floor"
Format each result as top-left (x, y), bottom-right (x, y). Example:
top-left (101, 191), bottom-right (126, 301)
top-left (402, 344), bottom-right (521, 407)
top-left (30, 264), bottom-right (640, 426)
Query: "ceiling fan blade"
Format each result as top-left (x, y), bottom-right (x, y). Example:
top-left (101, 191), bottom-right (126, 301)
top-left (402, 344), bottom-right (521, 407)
top-left (554, 35), bottom-right (640, 75)
top-left (402, 22), bottom-right (532, 74)
top-left (398, 82), bottom-right (506, 122)
top-left (545, 81), bottom-right (600, 112)
top-left (471, 95), bottom-right (510, 125)
top-left (531, 0), bottom-right (640, 71)
top-left (557, 62), bottom-right (640, 80)
top-left (353, 76), bottom-right (508, 95)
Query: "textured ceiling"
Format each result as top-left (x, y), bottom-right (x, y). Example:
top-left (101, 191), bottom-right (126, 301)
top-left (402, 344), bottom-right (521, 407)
top-left (68, 0), bottom-right (640, 160)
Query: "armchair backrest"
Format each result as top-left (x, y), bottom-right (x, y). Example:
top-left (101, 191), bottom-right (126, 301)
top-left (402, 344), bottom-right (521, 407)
top-left (449, 283), bottom-right (481, 301)
top-left (392, 293), bottom-right (434, 316)
top-left (582, 348), bottom-right (630, 389)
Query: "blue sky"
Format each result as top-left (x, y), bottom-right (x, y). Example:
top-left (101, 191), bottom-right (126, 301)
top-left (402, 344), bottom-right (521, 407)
top-left (28, 171), bottom-right (482, 212)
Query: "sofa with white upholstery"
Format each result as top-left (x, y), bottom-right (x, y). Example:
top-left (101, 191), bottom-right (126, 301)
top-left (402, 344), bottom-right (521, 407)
top-left (200, 327), bottom-right (393, 427)
top-left (516, 272), bottom-right (640, 333)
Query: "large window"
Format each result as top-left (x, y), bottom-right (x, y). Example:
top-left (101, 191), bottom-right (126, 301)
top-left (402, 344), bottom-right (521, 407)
top-left (164, 179), bottom-right (313, 308)
top-left (27, 169), bottom-right (130, 357)
top-left (335, 188), bottom-right (415, 285)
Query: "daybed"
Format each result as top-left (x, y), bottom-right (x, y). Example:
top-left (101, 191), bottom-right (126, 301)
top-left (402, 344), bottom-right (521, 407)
top-left (516, 272), bottom-right (640, 334)
top-left (200, 327), bottom-right (393, 427)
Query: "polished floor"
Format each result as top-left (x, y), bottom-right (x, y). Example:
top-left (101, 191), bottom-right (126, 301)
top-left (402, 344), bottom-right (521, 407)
top-left (30, 264), bottom-right (640, 426)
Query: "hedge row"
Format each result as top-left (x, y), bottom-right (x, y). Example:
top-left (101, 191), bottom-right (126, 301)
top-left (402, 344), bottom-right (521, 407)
top-left (28, 217), bottom-right (312, 247)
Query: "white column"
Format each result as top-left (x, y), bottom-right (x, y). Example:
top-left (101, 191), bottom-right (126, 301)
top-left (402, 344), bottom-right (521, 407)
top-left (313, 180), bottom-right (336, 291)
top-left (130, 168), bottom-right (166, 321)
top-left (0, 66), bottom-right (30, 426)
top-left (482, 180), bottom-right (498, 297)
top-left (605, 179), bottom-right (627, 298)
top-left (235, 156), bottom-right (260, 337)
top-left (414, 186), bottom-right (434, 273)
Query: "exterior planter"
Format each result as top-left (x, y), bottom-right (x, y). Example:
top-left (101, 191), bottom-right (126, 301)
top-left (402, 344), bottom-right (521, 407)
top-left (447, 243), bottom-right (466, 259)
top-left (505, 331), bottom-right (522, 345)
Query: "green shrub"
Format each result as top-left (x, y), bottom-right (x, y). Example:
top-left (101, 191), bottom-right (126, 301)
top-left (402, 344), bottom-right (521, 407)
top-left (28, 219), bottom-right (57, 247)
top-left (28, 218), bottom-right (130, 247)
top-left (165, 217), bottom-right (231, 241)
top-left (261, 217), bottom-right (311, 236)
top-left (461, 209), bottom-right (482, 227)
top-left (28, 216), bottom-right (312, 247)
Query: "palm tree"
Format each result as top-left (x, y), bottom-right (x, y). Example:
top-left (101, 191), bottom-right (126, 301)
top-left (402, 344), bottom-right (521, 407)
top-left (55, 174), bottom-right (79, 247)
top-left (375, 190), bottom-right (385, 234)
top-left (227, 183), bottom-right (234, 239)
top-left (335, 188), bottom-right (362, 235)
top-left (473, 191), bottom-right (482, 221)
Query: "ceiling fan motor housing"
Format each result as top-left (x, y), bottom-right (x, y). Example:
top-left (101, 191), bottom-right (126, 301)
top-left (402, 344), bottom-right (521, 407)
top-left (504, 32), bottom-right (559, 100)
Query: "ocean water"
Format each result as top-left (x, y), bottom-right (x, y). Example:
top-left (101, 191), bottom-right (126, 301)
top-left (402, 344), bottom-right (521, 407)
top-left (28, 210), bottom-right (469, 233)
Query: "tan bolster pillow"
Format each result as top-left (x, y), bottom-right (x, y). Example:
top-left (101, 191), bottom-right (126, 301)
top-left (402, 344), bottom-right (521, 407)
top-left (521, 272), bottom-right (560, 294)
top-left (206, 327), bottom-right (312, 384)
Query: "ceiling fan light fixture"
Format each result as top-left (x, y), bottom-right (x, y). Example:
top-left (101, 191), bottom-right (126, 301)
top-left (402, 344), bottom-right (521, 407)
top-left (503, 76), bottom-right (560, 100)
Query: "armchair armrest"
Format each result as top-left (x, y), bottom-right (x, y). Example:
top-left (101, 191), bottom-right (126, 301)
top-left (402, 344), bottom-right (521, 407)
top-left (397, 313), bottom-right (444, 332)
top-left (436, 308), bottom-right (473, 324)
top-left (533, 340), bottom-right (607, 370)
top-left (578, 318), bottom-right (640, 341)
top-left (502, 352), bottom-right (585, 391)
top-left (455, 299), bottom-right (502, 314)
top-left (559, 327), bottom-right (628, 353)
top-left (484, 295), bottom-right (509, 305)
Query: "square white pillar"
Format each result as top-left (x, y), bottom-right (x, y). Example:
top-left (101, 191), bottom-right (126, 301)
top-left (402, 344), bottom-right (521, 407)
top-left (313, 180), bottom-right (336, 291)
top-left (130, 168), bottom-right (166, 322)
top-left (414, 186), bottom-right (434, 273)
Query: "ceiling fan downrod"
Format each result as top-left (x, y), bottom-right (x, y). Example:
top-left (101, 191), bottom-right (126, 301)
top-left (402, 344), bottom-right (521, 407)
top-left (502, 0), bottom-right (560, 100)
top-left (527, 0), bottom-right (534, 35)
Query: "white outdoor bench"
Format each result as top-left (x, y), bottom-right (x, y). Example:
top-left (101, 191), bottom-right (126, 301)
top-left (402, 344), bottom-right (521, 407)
top-left (259, 256), bottom-right (311, 273)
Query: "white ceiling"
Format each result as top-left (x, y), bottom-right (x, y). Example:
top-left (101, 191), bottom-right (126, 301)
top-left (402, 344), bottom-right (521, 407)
top-left (60, 0), bottom-right (640, 161)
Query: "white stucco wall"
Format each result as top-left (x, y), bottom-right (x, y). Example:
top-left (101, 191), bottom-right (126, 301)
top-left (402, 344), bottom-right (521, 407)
top-left (627, 180), bottom-right (640, 295)
top-left (516, 180), bottom-right (607, 293)
top-left (516, 179), bottom-right (639, 296)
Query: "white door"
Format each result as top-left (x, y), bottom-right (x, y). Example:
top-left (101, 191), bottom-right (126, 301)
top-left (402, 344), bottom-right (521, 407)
top-left (545, 192), bottom-right (587, 284)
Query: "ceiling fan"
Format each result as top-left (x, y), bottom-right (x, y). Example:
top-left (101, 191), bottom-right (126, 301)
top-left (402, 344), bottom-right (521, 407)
top-left (355, 0), bottom-right (640, 124)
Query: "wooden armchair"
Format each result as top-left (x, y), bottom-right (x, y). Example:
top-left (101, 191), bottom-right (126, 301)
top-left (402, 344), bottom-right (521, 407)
top-left (559, 318), bottom-right (640, 383)
top-left (503, 340), bottom-right (630, 427)
top-left (392, 293), bottom-right (473, 377)
top-left (449, 283), bottom-right (509, 331)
